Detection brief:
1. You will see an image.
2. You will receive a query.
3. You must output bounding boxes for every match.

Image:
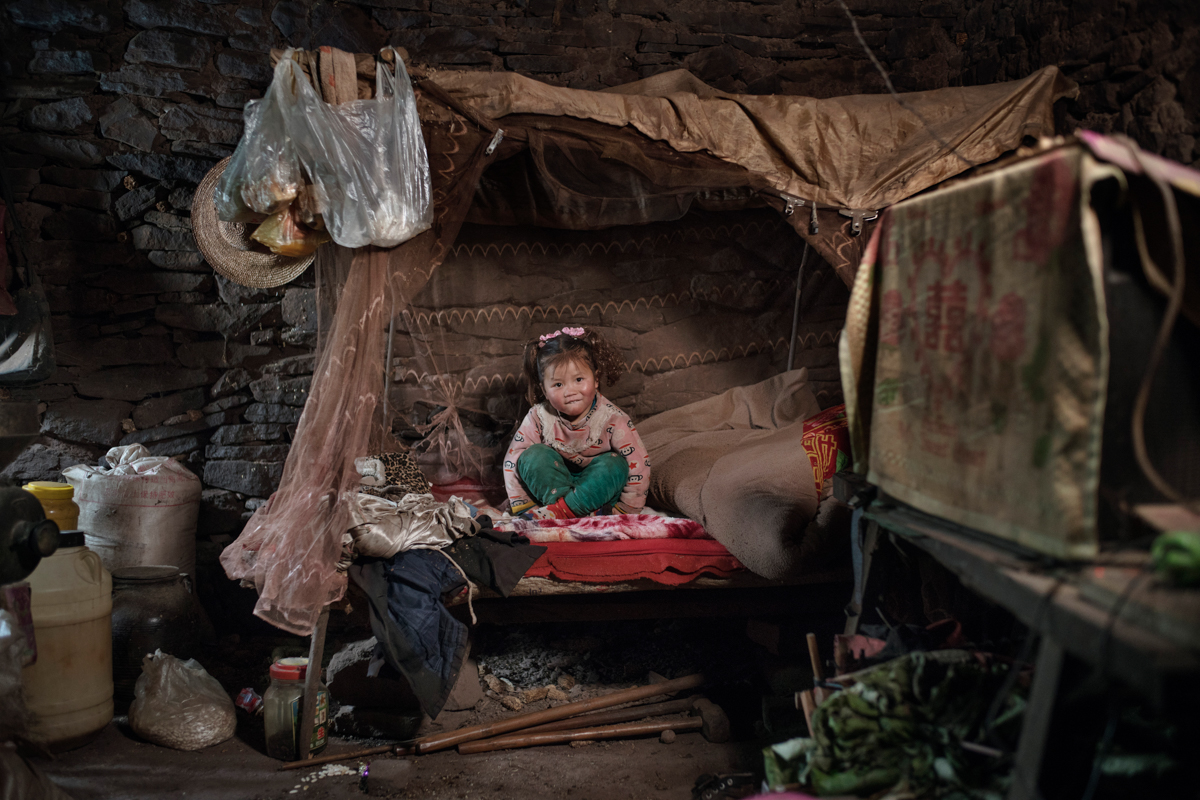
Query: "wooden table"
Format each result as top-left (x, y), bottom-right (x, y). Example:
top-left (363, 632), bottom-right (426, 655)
top-left (855, 501), bottom-right (1200, 800)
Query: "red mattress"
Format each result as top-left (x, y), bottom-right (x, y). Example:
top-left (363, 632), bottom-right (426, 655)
top-left (524, 538), bottom-right (746, 585)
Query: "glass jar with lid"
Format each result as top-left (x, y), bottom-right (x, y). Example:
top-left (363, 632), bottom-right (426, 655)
top-left (263, 657), bottom-right (329, 761)
top-left (22, 482), bottom-right (79, 532)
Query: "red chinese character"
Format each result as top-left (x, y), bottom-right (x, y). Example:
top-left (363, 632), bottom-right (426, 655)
top-left (880, 289), bottom-right (903, 345)
top-left (942, 280), bottom-right (967, 353)
top-left (990, 292), bottom-right (1027, 361)
top-left (924, 283), bottom-right (943, 350)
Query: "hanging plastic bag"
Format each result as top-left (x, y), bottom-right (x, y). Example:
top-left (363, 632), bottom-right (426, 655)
top-left (129, 650), bottom-right (236, 751)
top-left (217, 49), bottom-right (433, 249)
top-left (214, 78), bottom-right (302, 223)
top-left (251, 201), bottom-right (331, 257)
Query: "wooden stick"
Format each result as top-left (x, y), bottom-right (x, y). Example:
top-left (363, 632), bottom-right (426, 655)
top-left (798, 690), bottom-right (816, 736)
top-left (279, 745), bottom-right (414, 771)
top-left (297, 607), bottom-right (330, 761)
top-left (519, 697), bottom-right (698, 736)
top-left (806, 632), bottom-right (824, 680)
top-left (458, 718), bottom-right (702, 754)
top-left (415, 673), bottom-right (705, 754)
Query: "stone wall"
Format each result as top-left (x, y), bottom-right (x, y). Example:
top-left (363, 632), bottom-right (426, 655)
top-left (1, 0), bottom-right (1197, 540)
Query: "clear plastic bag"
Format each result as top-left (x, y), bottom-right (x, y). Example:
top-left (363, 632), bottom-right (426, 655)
top-left (217, 49), bottom-right (433, 249)
top-left (128, 650), bottom-right (236, 751)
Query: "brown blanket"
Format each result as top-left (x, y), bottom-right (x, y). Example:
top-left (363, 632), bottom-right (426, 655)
top-left (640, 369), bottom-right (846, 579)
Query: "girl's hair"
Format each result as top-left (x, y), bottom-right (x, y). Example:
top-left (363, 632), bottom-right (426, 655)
top-left (521, 327), bottom-right (626, 406)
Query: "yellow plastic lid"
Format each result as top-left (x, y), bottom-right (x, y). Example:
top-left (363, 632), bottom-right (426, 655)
top-left (23, 481), bottom-right (75, 499)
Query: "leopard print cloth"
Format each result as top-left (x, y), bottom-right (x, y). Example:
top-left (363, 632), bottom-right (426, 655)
top-left (357, 451), bottom-right (430, 498)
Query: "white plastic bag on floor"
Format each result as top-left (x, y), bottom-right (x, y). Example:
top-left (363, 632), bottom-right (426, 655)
top-left (62, 445), bottom-right (201, 577)
top-left (129, 650), bottom-right (235, 751)
top-left (217, 48), bottom-right (432, 249)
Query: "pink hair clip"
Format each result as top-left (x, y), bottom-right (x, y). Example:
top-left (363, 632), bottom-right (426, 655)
top-left (538, 326), bottom-right (586, 347)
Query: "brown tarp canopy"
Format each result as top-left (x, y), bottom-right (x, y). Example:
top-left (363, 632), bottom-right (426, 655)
top-left (227, 52), bottom-right (1077, 635)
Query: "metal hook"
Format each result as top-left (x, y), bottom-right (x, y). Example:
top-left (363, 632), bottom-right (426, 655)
top-left (809, 202), bottom-right (819, 235)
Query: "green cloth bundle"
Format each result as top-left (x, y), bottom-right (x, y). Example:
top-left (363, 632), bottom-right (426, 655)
top-left (764, 650), bottom-right (1025, 798)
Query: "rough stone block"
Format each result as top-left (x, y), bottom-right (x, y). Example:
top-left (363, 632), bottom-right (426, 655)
top-left (43, 166), bottom-right (125, 192)
top-left (215, 51), bottom-right (272, 83)
top-left (261, 354), bottom-right (315, 376)
top-left (212, 367), bottom-right (253, 397)
top-left (76, 365), bottom-right (214, 402)
top-left (28, 50), bottom-right (95, 74)
top-left (120, 408), bottom-right (237, 445)
top-left (198, 488), bottom-right (247, 535)
top-left (209, 423), bottom-right (289, 445)
top-left (244, 403), bottom-right (303, 424)
top-left (201, 393), bottom-right (250, 414)
top-left (125, 0), bottom-right (232, 36)
top-left (56, 336), bottom-right (174, 368)
top-left (1, 440), bottom-right (103, 483)
top-left (26, 97), bottom-right (92, 133)
top-left (203, 459), bottom-right (284, 496)
top-left (100, 97), bottom-right (158, 153)
top-left (156, 302), bottom-right (279, 336)
top-left (107, 153), bottom-right (214, 184)
top-left (505, 54), bottom-right (580, 73)
top-left (131, 224), bottom-right (195, 251)
top-left (126, 29), bottom-right (213, 70)
top-left (5, 167), bottom-right (40, 194)
top-left (204, 443), bottom-right (290, 461)
top-left (3, 133), bottom-right (104, 167)
top-left (177, 341), bottom-right (272, 369)
top-left (99, 64), bottom-right (196, 97)
top-left (29, 183), bottom-right (109, 211)
top-left (160, 104), bottom-right (243, 144)
top-left (249, 374), bottom-right (311, 406)
top-left (89, 270), bottom-right (209, 295)
top-left (113, 184), bottom-right (159, 220)
top-left (133, 387), bottom-right (207, 429)
top-left (143, 210), bottom-right (191, 230)
top-left (9, 0), bottom-right (115, 32)
top-left (281, 288), bottom-right (316, 331)
top-left (41, 397), bottom-right (134, 446)
top-left (145, 435), bottom-right (205, 458)
top-left (43, 207), bottom-right (116, 242)
top-left (148, 251), bottom-right (205, 271)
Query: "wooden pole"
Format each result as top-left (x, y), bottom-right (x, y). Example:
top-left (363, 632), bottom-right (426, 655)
top-left (415, 673), bottom-right (705, 754)
top-left (458, 718), bottom-right (702, 755)
top-left (519, 697), bottom-right (698, 736)
top-left (297, 606), bottom-right (330, 761)
top-left (280, 744), bottom-right (415, 771)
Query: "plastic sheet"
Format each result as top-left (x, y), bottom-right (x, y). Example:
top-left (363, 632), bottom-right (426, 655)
top-left (250, 202), bottom-right (331, 257)
top-left (129, 650), bottom-right (236, 751)
top-left (217, 49), bottom-right (432, 249)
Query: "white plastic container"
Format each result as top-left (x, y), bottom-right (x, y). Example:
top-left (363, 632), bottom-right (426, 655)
top-left (63, 444), bottom-right (201, 578)
top-left (22, 530), bottom-right (114, 751)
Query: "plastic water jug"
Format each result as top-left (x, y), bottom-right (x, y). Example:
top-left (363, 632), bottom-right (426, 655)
top-left (22, 529), bottom-right (114, 750)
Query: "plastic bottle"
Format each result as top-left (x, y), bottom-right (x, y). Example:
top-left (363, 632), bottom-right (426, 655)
top-left (22, 481), bottom-right (79, 532)
top-left (22, 529), bottom-right (114, 751)
top-left (263, 657), bottom-right (329, 761)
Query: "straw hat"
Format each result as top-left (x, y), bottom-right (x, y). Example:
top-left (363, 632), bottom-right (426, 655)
top-left (191, 157), bottom-right (315, 288)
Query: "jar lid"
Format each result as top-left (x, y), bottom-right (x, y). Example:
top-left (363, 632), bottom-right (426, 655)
top-left (112, 565), bottom-right (181, 583)
top-left (270, 657), bottom-right (310, 681)
top-left (23, 481), bottom-right (74, 499)
top-left (58, 529), bottom-right (84, 548)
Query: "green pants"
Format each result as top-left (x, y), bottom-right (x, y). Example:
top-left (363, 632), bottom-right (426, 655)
top-left (516, 444), bottom-right (629, 515)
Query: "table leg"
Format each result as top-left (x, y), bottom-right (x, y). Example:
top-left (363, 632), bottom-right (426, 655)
top-left (1006, 637), bottom-right (1064, 800)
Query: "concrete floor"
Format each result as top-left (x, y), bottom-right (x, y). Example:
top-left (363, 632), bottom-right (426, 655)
top-left (34, 720), bottom-right (760, 800)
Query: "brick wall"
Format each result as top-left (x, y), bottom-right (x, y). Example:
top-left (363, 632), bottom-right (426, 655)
top-left (1, 0), bottom-right (1196, 537)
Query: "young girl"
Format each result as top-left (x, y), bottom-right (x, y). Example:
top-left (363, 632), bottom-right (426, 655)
top-left (503, 326), bottom-right (650, 519)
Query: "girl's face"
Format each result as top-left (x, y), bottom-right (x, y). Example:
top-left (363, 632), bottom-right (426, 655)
top-left (541, 358), bottom-right (597, 423)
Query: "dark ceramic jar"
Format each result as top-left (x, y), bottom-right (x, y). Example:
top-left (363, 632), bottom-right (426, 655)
top-left (110, 565), bottom-right (202, 712)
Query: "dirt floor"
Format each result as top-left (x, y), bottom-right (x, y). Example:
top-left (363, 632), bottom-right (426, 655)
top-left (29, 615), bottom-right (821, 800)
top-left (34, 721), bottom-right (760, 800)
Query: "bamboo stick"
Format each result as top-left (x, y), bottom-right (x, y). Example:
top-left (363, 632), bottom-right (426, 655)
top-left (458, 718), bottom-right (703, 754)
top-left (518, 697), bottom-right (698, 735)
top-left (415, 673), bottom-right (705, 754)
top-left (279, 744), bottom-right (415, 771)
